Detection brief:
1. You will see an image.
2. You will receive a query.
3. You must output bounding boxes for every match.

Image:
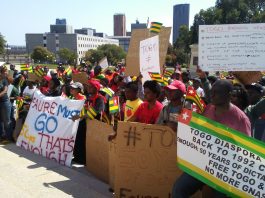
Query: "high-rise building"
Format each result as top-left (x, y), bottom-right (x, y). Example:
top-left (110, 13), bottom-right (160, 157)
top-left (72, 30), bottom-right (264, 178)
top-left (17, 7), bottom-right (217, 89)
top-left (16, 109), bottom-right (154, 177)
top-left (50, 18), bottom-right (73, 34)
top-left (131, 19), bottom-right (147, 31)
top-left (114, 14), bottom-right (126, 36)
top-left (173, 4), bottom-right (190, 44)
top-left (56, 19), bottom-right (66, 25)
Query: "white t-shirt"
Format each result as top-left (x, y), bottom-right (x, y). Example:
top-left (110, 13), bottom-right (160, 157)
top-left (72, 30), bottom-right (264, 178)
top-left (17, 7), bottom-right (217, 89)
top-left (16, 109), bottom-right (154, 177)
top-left (23, 86), bottom-right (36, 99)
top-left (196, 87), bottom-right (205, 97)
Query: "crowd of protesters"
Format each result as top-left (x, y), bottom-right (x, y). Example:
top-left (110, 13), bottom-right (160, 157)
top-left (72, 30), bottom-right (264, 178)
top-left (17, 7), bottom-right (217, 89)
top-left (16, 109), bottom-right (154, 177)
top-left (0, 62), bottom-right (264, 197)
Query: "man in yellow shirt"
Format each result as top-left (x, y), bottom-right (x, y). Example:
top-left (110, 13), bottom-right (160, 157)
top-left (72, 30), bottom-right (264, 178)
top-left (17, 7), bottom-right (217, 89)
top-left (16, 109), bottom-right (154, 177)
top-left (124, 81), bottom-right (143, 121)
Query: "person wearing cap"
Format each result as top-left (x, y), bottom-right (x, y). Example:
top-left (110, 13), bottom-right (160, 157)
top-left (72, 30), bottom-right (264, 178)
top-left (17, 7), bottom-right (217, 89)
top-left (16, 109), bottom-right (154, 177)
top-left (72, 79), bottom-right (106, 121)
top-left (245, 83), bottom-right (265, 140)
top-left (129, 80), bottom-right (163, 124)
top-left (156, 80), bottom-right (186, 131)
top-left (69, 82), bottom-right (86, 100)
top-left (68, 82), bottom-right (86, 164)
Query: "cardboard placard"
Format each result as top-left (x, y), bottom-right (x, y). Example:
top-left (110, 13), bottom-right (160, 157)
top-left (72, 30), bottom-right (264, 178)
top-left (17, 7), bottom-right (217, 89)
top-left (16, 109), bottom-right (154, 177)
top-left (109, 140), bottom-right (117, 190)
top-left (114, 121), bottom-right (182, 198)
top-left (232, 71), bottom-right (262, 85)
top-left (125, 27), bottom-right (171, 76)
top-left (72, 72), bottom-right (88, 84)
top-left (27, 73), bottom-right (42, 82)
top-left (86, 119), bottom-right (113, 183)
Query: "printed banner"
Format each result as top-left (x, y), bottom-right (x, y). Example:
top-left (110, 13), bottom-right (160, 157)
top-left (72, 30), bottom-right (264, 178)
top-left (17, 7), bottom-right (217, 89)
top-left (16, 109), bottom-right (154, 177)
top-left (199, 23), bottom-right (265, 71)
top-left (177, 109), bottom-right (265, 197)
top-left (114, 121), bottom-right (182, 198)
top-left (16, 90), bottom-right (85, 167)
top-left (140, 35), bottom-right (160, 82)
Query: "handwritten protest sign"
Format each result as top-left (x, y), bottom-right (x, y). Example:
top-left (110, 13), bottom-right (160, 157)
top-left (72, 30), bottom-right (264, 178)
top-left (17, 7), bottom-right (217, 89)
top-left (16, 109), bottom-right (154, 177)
top-left (99, 57), bottom-right (109, 70)
top-left (199, 23), bottom-right (265, 71)
top-left (16, 91), bottom-right (84, 167)
top-left (114, 121), bottom-right (182, 198)
top-left (177, 109), bottom-right (265, 197)
top-left (140, 35), bottom-right (160, 82)
top-left (125, 27), bottom-right (171, 76)
top-left (86, 119), bottom-right (113, 183)
top-left (72, 72), bottom-right (88, 84)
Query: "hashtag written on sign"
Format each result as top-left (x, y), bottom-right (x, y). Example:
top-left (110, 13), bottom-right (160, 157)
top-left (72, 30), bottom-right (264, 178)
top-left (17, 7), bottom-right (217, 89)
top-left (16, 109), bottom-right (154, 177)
top-left (124, 126), bottom-right (141, 146)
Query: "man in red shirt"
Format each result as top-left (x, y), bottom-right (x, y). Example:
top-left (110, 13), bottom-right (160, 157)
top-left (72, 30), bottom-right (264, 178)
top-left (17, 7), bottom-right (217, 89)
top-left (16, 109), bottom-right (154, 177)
top-left (129, 80), bottom-right (163, 124)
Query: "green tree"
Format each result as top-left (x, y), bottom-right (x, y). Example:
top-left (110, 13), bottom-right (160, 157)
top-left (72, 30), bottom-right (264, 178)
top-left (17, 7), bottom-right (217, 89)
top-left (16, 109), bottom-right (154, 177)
top-left (31, 46), bottom-right (55, 63)
top-left (84, 44), bottom-right (126, 66)
top-left (58, 48), bottom-right (77, 65)
top-left (0, 34), bottom-right (6, 55)
top-left (97, 44), bottom-right (126, 65)
top-left (84, 49), bottom-right (104, 65)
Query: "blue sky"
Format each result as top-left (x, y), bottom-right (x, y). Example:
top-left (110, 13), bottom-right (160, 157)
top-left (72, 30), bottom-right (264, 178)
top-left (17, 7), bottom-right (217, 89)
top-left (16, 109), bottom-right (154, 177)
top-left (0, 0), bottom-right (216, 45)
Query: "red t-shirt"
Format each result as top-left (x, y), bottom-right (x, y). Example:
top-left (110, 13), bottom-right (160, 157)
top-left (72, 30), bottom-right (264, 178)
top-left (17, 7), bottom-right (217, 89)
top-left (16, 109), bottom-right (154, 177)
top-left (134, 101), bottom-right (163, 124)
top-left (203, 104), bottom-right (251, 137)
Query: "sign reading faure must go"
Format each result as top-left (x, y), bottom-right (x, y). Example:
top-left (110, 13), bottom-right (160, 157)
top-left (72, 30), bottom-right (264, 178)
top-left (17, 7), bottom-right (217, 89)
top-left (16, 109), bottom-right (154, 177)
top-left (177, 109), bottom-right (265, 198)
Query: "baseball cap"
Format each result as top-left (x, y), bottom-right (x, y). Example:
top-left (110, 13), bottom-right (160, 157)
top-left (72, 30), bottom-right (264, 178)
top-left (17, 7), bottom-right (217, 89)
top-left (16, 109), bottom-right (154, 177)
top-left (245, 83), bottom-right (264, 94)
top-left (70, 82), bottom-right (84, 92)
top-left (87, 79), bottom-right (101, 91)
top-left (165, 80), bottom-right (186, 94)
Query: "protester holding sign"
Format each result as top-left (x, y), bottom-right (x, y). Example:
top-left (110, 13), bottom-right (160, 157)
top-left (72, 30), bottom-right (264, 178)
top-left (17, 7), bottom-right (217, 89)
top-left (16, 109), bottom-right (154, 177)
top-left (46, 77), bottom-right (61, 97)
top-left (173, 79), bottom-right (251, 197)
top-left (129, 80), bottom-right (163, 124)
top-left (68, 82), bottom-right (87, 164)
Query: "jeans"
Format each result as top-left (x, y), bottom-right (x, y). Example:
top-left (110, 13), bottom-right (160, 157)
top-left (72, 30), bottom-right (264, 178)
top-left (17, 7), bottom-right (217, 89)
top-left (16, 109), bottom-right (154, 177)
top-left (172, 173), bottom-right (227, 198)
top-left (0, 101), bottom-right (12, 140)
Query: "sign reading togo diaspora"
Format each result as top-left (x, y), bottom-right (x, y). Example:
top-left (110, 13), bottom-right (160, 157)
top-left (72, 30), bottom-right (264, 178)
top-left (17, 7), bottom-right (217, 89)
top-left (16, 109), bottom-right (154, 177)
top-left (177, 109), bottom-right (265, 197)
top-left (16, 91), bottom-right (85, 167)
top-left (199, 23), bottom-right (265, 71)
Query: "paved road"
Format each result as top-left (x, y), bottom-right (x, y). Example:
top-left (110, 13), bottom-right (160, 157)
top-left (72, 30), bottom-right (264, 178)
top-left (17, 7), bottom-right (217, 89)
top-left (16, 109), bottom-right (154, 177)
top-left (0, 143), bottom-right (112, 198)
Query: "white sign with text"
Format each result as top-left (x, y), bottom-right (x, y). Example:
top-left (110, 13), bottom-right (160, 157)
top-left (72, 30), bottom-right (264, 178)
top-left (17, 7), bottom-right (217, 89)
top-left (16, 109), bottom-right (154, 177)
top-left (140, 35), bottom-right (160, 82)
top-left (199, 23), bottom-right (265, 71)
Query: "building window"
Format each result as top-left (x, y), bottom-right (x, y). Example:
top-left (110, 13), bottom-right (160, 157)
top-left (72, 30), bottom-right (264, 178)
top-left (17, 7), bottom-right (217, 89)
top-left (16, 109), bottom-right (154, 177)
top-left (44, 44), bottom-right (46, 47)
top-left (43, 36), bottom-right (46, 40)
